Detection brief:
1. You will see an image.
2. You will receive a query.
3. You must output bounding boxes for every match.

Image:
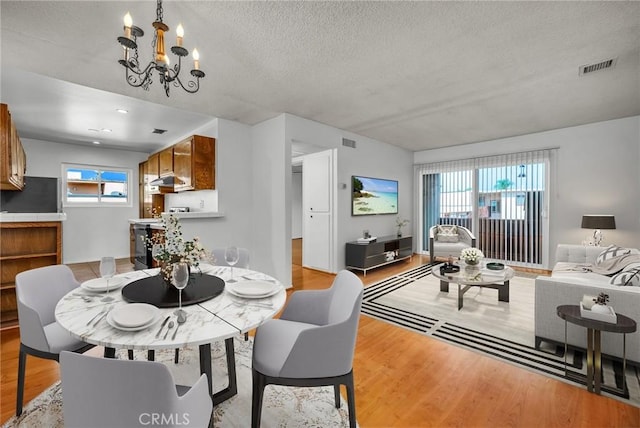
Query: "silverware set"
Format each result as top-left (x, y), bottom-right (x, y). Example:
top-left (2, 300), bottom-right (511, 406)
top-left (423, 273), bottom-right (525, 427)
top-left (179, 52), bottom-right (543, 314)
top-left (156, 316), bottom-right (180, 340)
top-left (86, 306), bottom-right (111, 326)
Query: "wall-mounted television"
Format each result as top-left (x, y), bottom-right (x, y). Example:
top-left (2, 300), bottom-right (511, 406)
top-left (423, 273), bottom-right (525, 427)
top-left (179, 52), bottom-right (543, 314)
top-left (352, 175), bottom-right (398, 216)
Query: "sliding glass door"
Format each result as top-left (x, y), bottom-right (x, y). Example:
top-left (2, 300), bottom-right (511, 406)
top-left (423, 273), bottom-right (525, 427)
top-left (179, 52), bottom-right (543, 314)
top-left (417, 150), bottom-right (553, 267)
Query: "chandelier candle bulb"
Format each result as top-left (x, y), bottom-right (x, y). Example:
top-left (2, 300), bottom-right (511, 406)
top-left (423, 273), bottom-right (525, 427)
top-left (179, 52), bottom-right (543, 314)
top-left (176, 24), bottom-right (184, 47)
top-left (193, 48), bottom-right (200, 70)
top-left (123, 12), bottom-right (132, 39)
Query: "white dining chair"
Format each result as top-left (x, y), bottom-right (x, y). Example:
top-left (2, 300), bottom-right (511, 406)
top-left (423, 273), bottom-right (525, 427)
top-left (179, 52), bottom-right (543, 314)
top-left (60, 351), bottom-right (212, 428)
top-left (15, 264), bottom-right (94, 416)
top-left (251, 270), bottom-right (363, 428)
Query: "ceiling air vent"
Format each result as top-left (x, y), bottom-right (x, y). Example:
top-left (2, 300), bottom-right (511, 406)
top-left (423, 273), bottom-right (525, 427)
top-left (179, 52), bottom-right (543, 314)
top-left (342, 138), bottom-right (356, 149)
top-left (152, 128), bottom-right (168, 134)
top-left (579, 58), bottom-right (617, 76)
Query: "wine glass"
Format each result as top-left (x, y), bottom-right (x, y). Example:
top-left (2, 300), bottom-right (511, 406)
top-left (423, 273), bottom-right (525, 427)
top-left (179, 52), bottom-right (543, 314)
top-left (225, 246), bottom-right (239, 283)
top-left (99, 256), bottom-right (116, 302)
top-left (172, 262), bottom-right (189, 323)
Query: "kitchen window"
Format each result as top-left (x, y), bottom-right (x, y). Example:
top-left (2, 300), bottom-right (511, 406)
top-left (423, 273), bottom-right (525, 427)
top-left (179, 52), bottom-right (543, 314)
top-left (62, 163), bottom-right (131, 207)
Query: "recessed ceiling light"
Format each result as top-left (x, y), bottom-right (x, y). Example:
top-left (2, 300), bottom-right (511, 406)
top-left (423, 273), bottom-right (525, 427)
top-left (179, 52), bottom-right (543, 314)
top-left (92, 141), bottom-right (101, 145)
top-left (116, 109), bottom-right (128, 114)
top-left (88, 128), bottom-right (100, 132)
top-left (101, 128), bottom-right (112, 133)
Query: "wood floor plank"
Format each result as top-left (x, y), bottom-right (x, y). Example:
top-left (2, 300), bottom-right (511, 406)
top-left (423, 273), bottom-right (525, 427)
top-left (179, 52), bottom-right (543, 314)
top-left (1, 253), bottom-right (638, 427)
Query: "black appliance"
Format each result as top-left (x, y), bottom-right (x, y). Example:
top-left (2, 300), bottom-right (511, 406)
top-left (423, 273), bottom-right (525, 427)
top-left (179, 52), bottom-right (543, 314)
top-left (0, 176), bottom-right (59, 212)
top-left (133, 224), bottom-right (153, 270)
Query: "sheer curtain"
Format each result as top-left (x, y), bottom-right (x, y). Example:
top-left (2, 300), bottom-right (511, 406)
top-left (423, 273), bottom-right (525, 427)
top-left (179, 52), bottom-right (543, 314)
top-left (415, 149), bottom-right (556, 267)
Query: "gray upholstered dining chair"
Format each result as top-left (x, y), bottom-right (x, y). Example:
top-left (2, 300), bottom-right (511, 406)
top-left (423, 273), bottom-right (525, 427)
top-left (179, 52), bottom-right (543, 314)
top-left (251, 269), bottom-right (363, 428)
top-left (60, 351), bottom-right (212, 428)
top-left (14, 264), bottom-right (95, 416)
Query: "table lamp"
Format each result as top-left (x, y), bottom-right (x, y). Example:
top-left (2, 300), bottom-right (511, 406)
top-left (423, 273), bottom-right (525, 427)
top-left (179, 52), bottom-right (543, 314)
top-left (581, 215), bottom-right (616, 246)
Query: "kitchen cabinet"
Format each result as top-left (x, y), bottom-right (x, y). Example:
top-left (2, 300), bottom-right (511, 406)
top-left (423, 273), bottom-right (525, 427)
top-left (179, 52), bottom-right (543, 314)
top-left (159, 147), bottom-right (174, 177)
top-left (0, 221), bottom-right (62, 330)
top-left (173, 135), bottom-right (215, 192)
top-left (1, 103), bottom-right (26, 191)
top-left (140, 158), bottom-right (165, 217)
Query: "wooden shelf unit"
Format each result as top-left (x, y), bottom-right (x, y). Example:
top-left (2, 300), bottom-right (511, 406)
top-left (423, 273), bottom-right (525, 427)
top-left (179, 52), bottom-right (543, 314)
top-left (0, 221), bottom-right (62, 330)
top-left (345, 235), bottom-right (412, 276)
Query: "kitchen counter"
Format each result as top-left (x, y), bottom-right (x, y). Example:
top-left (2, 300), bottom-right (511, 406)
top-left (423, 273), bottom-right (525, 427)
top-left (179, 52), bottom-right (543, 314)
top-left (128, 212), bottom-right (224, 224)
top-left (0, 212), bottom-right (67, 222)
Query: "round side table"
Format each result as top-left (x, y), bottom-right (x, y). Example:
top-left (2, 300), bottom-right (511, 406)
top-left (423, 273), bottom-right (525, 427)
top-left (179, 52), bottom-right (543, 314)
top-left (556, 304), bottom-right (637, 395)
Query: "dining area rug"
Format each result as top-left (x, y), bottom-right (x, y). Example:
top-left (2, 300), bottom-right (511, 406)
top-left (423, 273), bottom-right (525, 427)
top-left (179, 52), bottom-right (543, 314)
top-left (362, 263), bottom-right (640, 408)
top-left (2, 337), bottom-right (355, 427)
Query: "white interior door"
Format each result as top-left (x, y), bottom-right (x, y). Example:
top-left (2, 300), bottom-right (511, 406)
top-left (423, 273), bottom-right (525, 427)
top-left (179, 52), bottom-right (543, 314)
top-left (302, 149), bottom-right (335, 272)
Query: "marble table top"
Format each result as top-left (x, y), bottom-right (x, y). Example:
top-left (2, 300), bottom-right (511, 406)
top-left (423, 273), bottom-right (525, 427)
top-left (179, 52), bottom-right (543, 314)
top-left (55, 266), bottom-right (286, 351)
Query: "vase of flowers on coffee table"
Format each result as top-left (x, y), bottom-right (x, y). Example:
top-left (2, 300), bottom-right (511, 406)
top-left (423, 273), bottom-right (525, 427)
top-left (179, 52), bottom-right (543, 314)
top-left (460, 247), bottom-right (484, 266)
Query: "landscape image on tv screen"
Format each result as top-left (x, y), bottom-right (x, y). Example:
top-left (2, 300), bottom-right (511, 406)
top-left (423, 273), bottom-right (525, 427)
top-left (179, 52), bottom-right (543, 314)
top-left (352, 175), bottom-right (398, 216)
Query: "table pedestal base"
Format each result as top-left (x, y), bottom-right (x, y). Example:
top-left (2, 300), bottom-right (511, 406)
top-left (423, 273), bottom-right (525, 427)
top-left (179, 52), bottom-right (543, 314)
top-left (439, 279), bottom-right (510, 310)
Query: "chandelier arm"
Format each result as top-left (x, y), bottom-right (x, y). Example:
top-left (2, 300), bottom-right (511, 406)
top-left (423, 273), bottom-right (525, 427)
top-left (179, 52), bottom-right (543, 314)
top-left (124, 62), bottom-right (156, 90)
top-left (172, 75), bottom-right (201, 94)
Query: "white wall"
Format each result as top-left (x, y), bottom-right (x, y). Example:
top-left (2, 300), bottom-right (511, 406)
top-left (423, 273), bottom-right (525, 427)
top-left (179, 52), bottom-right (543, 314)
top-left (284, 114), bottom-right (414, 271)
top-left (414, 116), bottom-right (640, 267)
top-left (251, 115), bottom-right (291, 286)
top-left (171, 119), bottom-right (257, 273)
top-left (291, 170), bottom-right (302, 239)
top-left (21, 138), bottom-right (147, 263)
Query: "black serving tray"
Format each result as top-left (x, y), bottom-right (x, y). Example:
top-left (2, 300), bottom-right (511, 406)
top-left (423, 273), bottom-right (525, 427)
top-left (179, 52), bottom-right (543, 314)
top-left (121, 274), bottom-right (225, 308)
top-left (440, 264), bottom-right (460, 274)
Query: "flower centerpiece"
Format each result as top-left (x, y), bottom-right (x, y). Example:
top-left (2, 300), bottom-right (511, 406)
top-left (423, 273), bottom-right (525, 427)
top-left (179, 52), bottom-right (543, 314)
top-left (145, 213), bottom-right (209, 285)
top-left (395, 217), bottom-right (410, 237)
top-left (460, 247), bottom-right (484, 266)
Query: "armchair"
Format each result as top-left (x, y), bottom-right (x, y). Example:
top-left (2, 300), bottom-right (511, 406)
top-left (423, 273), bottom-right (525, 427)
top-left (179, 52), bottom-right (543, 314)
top-left (429, 224), bottom-right (476, 263)
top-left (15, 265), bottom-right (94, 416)
top-left (251, 270), bottom-right (363, 428)
top-left (60, 351), bottom-right (212, 427)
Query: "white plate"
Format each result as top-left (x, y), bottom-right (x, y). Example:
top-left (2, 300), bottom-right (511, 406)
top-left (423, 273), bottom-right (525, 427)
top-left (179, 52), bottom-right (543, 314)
top-left (226, 280), bottom-right (280, 299)
top-left (110, 303), bottom-right (159, 328)
top-left (81, 277), bottom-right (125, 292)
top-left (106, 310), bottom-right (161, 331)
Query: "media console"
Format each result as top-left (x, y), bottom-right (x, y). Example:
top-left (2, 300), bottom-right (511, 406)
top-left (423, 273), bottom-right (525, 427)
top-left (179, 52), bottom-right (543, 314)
top-left (345, 235), bottom-right (412, 276)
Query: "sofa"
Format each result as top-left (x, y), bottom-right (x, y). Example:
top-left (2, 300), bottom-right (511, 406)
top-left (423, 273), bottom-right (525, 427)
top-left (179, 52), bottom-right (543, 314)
top-left (429, 225), bottom-right (476, 263)
top-left (535, 244), bottom-right (640, 365)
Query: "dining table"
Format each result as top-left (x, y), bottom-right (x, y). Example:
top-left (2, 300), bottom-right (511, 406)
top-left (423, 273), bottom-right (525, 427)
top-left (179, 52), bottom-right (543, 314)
top-left (54, 265), bottom-right (287, 415)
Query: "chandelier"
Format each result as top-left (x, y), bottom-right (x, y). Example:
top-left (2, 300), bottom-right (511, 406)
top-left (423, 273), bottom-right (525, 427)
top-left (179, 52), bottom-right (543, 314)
top-left (116, 0), bottom-right (205, 96)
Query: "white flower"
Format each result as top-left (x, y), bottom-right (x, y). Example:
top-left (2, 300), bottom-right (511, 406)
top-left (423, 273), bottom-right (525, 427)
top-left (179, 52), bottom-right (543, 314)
top-left (460, 247), bottom-right (484, 262)
top-left (144, 212), bottom-right (211, 277)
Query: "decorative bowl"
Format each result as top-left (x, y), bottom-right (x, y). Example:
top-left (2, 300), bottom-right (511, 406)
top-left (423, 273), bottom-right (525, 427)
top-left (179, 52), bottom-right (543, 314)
top-left (486, 262), bottom-right (505, 270)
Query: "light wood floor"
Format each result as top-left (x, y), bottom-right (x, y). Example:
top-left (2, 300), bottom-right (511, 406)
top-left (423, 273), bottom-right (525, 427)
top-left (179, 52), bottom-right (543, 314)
top-left (2, 251), bottom-right (639, 427)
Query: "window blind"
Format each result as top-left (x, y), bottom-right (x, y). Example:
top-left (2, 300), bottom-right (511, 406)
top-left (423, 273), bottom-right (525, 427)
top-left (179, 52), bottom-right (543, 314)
top-left (416, 149), bottom-right (555, 267)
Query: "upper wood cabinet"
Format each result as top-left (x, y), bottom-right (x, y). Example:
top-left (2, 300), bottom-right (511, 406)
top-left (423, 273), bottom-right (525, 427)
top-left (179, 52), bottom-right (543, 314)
top-left (173, 135), bottom-right (215, 192)
top-left (159, 147), bottom-right (174, 177)
top-left (0, 104), bottom-right (26, 191)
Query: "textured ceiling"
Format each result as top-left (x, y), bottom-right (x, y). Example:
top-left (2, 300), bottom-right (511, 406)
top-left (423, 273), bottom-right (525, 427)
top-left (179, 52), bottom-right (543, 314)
top-left (1, 1), bottom-right (639, 153)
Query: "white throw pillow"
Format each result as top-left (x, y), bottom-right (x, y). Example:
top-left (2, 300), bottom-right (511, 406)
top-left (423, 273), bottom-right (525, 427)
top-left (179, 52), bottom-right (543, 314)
top-left (437, 225), bottom-right (459, 243)
top-left (596, 244), bottom-right (631, 265)
top-left (610, 263), bottom-right (640, 286)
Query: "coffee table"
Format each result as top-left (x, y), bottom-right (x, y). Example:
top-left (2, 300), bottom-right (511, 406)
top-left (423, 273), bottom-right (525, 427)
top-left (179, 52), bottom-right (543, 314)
top-left (432, 262), bottom-right (515, 310)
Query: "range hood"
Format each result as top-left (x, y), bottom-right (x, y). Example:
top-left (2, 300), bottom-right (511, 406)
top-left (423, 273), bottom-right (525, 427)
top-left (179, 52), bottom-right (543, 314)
top-left (149, 175), bottom-right (183, 187)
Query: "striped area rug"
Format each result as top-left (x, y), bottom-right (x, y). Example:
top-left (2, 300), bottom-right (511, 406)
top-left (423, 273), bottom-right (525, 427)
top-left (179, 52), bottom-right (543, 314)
top-left (362, 263), bottom-right (640, 407)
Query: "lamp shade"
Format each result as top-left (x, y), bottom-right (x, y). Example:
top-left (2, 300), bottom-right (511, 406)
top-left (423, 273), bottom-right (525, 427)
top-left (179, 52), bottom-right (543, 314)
top-left (581, 215), bottom-right (616, 230)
